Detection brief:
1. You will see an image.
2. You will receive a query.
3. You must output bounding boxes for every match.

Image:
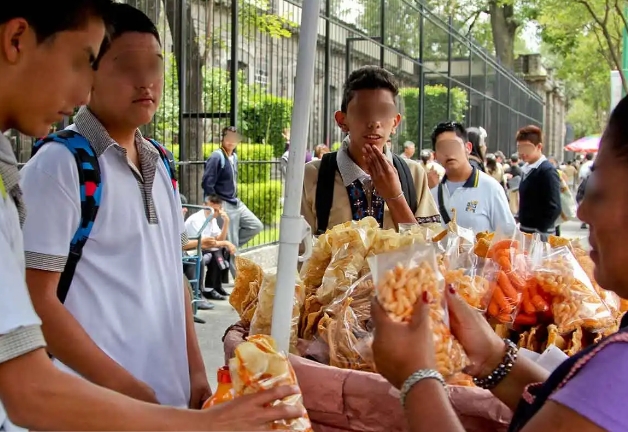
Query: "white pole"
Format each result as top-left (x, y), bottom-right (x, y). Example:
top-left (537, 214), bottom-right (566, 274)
top-left (271, 0), bottom-right (320, 352)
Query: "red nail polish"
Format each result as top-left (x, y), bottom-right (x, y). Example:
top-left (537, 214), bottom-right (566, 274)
top-left (448, 284), bottom-right (456, 294)
top-left (422, 291), bottom-right (429, 303)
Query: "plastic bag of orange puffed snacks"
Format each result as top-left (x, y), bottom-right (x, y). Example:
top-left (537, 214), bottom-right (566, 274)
top-left (368, 244), bottom-right (469, 377)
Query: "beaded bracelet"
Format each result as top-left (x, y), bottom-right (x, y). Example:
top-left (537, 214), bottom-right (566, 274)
top-left (472, 338), bottom-right (518, 390)
top-left (399, 369), bottom-right (445, 407)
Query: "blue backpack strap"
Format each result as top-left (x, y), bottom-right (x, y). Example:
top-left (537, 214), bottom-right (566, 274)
top-left (32, 130), bottom-right (102, 304)
top-left (147, 139), bottom-right (177, 193)
top-left (212, 149), bottom-right (226, 169)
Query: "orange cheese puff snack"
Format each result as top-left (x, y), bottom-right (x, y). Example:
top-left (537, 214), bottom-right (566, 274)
top-left (371, 245), bottom-right (468, 377)
top-left (229, 334), bottom-right (313, 431)
top-left (535, 247), bottom-right (613, 333)
top-left (445, 269), bottom-right (493, 312)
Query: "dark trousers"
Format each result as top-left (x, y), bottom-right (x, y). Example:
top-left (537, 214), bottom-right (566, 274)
top-left (184, 248), bottom-right (231, 294)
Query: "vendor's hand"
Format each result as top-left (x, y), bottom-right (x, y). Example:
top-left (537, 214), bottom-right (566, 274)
top-left (427, 167), bottom-right (440, 189)
top-left (371, 293), bottom-right (436, 389)
top-left (201, 237), bottom-right (217, 249)
top-left (203, 385), bottom-right (306, 431)
top-left (446, 285), bottom-right (505, 378)
top-left (363, 144), bottom-right (403, 200)
top-left (189, 372), bottom-right (212, 409)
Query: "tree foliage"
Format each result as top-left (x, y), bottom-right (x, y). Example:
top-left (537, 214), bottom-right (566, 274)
top-left (537, 0), bottom-right (627, 138)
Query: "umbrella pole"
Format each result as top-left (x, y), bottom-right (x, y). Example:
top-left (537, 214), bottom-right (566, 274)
top-left (271, 0), bottom-right (320, 352)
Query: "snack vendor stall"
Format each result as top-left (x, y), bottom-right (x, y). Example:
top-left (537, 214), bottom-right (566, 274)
top-left (219, 2), bottom-right (625, 429)
top-left (223, 216), bottom-right (625, 431)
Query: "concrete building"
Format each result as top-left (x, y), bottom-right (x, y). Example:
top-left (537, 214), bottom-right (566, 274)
top-left (515, 54), bottom-right (567, 161)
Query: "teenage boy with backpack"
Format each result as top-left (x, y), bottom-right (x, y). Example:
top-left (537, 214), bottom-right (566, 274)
top-left (302, 66), bottom-right (440, 234)
top-left (5, 3), bottom-right (302, 430)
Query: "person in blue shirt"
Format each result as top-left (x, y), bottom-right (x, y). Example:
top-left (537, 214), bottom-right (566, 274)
top-left (201, 126), bottom-right (263, 252)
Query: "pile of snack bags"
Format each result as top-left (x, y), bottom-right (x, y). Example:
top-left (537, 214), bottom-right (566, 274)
top-left (229, 216), bottom-right (627, 386)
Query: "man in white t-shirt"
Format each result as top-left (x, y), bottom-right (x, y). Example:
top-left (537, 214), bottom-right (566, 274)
top-left (185, 195), bottom-right (236, 301)
top-left (429, 122), bottom-right (515, 234)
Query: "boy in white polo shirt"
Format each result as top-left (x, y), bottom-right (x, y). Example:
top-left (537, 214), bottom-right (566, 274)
top-left (0, 3), bottom-right (303, 430)
top-left (429, 121), bottom-right (515, 234)
top-left (20, 3), bottom-right (210, 409)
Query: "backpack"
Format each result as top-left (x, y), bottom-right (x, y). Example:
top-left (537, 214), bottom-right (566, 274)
top-left (32, 129), bottom-right (177, 303)
top-left (315, 151), bottom-right (418, 234)
top-left (211, 148), bottom-right (237, 169)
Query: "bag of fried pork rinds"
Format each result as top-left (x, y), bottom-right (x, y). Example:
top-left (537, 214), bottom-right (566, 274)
top-left (229, 334), bottom-right (313, 431)
top-left (367, 243), bottom-right (469, 377)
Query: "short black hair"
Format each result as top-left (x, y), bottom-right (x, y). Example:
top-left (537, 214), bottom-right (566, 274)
top-left (0, 1), bottom-right (113, 43)
top-left (431, 121), bottom-right (468, 149)
top-left (95, 3), bottom-right (161, 67)
top-left (341, 66), bottom-right (399, 112)
top-left (585, 152), bottom-right (594, 161)
top-left (205, 194), bottom-right (223, 205)
top-left (510, 153), bottom-right (519, 163)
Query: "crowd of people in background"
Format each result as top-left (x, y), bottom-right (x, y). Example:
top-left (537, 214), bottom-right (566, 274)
top-left (399, 124), bottom-right (588, 239)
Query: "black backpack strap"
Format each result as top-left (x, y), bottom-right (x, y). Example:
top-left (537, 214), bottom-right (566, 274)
top-left (391, 154), bottom-right (418, 214)
top-left (32, 130), bottom-right (102, 304)
top-left (315, 152), bottom-right (338, 235)
top-left (437, 183), bottom-right (451, 225)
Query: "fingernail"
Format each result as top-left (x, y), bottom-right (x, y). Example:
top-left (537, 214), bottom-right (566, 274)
top-left (422, 291), bottom-right (430, 303)
top-left (448, 284), bottom-right (456, 295)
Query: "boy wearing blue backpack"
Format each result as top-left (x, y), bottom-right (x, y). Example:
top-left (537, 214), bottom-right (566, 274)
top-left (0, 2), bottom-right (304, 430)
top-left (20, 2), bottom-right (211, 411)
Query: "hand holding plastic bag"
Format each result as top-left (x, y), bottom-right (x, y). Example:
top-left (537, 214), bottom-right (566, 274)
top-left (229, 335), bottom-right (313, 431)
top-left (369, 244), bottom-right (468, 377)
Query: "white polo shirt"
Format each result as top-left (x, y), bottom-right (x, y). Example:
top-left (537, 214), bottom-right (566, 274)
top-left (185, 209), bottom-right (222, 252)
top-left (430, 167), bottom-right (516, 234)
top-left (19, 107), bottom-right (190, 407)
top-left (185, 209), bottom-right (221, 239)
top-left (0, 134), bottom-right (46, 431)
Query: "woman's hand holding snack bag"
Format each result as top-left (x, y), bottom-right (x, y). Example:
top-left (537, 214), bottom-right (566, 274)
top-left (369, 245), bottom-right (468, 379)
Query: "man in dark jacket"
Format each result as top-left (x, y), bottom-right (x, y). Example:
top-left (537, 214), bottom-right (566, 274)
top-left (201, 126), bottom-right (263, 250)
top-left (516, 125), bottom-right (561, 239)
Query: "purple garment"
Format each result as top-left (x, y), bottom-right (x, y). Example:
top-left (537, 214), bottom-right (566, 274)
top-left (550, 343), bottom-right (628, 431)
top-left (305, 150), bottom-right (313, 163)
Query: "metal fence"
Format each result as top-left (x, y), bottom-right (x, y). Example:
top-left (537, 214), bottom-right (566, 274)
top-left (10, 0), bottom-right (545, 251)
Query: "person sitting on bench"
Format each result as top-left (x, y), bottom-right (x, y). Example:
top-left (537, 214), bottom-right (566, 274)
top-left (184, 195), bottom-right (236, 301)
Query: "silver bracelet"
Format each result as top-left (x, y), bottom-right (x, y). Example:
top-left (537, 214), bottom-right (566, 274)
top-left (384, 191), bottom-right (404, 201)
top-left (399, 369), bottom-right (445, 407)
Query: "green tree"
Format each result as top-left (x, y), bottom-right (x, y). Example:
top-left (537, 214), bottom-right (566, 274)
top-left (354, 0), bottom-right (533, 66)
top-left (537, 0), bottom-right (621, 138)
top-left (538, 0), bottom-right (627, 92)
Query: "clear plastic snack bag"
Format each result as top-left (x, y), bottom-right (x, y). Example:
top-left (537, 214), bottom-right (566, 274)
top-left (250, 272), bottom-right (305, 354)
top-left (368, 244), bottom-right (469, 377)
top-left (445, 259), bottom-right (494, 313)
top-left (229, 334), bottom-right (313, 431)
top-left (534, 246), bottom-right (613, 333)
top-left (316, 218), bottom-right (377, 305)
top-left (482, 230), bottom-right (533, 325)
top-left (317, 297), bottom-right (375, 372)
